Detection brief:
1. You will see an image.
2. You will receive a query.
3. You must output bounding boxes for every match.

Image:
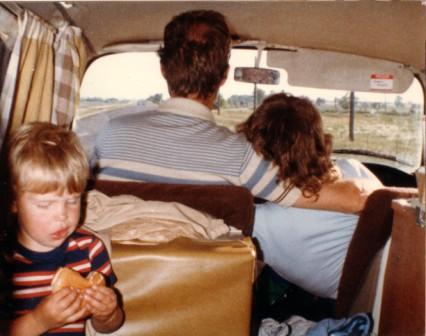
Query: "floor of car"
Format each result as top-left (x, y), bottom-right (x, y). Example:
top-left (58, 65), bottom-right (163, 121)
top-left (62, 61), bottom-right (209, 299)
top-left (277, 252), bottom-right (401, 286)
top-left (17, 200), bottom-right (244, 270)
top-left (250, 265), bottom-right (336, 335)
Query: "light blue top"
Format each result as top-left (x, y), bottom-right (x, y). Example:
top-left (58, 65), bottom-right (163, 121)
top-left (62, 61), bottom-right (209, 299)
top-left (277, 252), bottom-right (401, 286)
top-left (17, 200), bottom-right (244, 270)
top-left (253, 158), bottom-right (381, 299)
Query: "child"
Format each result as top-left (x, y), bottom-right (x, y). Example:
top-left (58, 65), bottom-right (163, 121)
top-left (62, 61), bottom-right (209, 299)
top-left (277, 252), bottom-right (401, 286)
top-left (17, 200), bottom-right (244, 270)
top-left (5, 122), bottom-right (124, 335)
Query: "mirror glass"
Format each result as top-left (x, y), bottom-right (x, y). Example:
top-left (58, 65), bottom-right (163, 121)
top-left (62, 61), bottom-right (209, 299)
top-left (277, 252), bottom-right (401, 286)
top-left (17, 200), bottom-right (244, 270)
top-left (234, 67), bottom-right (280, 85)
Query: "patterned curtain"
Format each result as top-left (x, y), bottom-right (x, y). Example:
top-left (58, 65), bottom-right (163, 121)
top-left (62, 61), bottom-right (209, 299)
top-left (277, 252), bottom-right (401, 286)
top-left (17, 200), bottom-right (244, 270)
top-left (0, 9), bottom-right (87, 150)
top-left (0, 10), bottom-right (54, 142)
top-left (52, 24), bottom-right (87, 128)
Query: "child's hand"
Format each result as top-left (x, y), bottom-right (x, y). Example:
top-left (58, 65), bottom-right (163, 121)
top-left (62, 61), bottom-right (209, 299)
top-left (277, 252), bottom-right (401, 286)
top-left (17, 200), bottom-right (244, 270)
top-left (32, 288), bottom-right (89, 331)
top-left (82, 285), bottom-right (124, 333)
top-left (83, 285), bottom-right (118, 320)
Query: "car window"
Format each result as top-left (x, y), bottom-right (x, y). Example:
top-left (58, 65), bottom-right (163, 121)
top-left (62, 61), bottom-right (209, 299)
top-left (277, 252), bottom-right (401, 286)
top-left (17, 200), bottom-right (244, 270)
top-left (76, 49), bottom-right (424, 172)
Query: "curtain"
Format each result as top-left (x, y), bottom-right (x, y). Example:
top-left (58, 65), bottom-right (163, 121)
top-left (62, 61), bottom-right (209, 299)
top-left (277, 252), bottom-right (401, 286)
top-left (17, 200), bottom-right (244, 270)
top-left (0, 10), bottom-right (54, 150)
top-left (0, 9), bottom-right (87, 151)
top-left (52, 24), bottom-right (86, 128)
top-left (0, 12), bottom-right (25, 150)
top-left (0, 39), bottom-right (11, 95)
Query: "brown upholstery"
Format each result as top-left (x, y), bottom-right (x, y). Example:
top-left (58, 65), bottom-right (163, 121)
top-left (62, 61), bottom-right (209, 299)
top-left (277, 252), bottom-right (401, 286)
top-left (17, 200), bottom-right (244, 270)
top-left (90, 180), bottom-right (419, 320)
top-left (108, 237), bottom-right (256, 336)
top-left (379, 200), bottom-right (425, 335)
top-left (89, 180), bottom-right (255, 236)
top-left (87, 179), bottom-right (257, 335)
top-left (335, 187), bottom-right (418, 317)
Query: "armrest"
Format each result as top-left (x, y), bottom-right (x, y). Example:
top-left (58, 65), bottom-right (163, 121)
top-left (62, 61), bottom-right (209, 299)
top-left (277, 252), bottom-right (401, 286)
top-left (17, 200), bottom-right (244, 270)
top-left (88, 180), bottom-right (255, 236)
top-left (335, 187), bottom-right (417, 317)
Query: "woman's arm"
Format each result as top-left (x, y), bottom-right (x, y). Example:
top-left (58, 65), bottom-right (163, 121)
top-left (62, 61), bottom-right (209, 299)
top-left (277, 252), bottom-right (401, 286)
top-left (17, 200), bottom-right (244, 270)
top-left (292, 178), bottom-right (380, 213)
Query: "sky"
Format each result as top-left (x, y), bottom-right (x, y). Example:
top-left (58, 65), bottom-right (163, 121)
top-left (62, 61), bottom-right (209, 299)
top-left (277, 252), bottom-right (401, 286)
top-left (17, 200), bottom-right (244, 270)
top-left (80, 51), bottom-right (424, 104)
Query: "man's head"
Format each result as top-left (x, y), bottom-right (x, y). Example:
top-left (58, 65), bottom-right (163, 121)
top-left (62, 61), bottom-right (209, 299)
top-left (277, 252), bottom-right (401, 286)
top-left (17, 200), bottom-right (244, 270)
top-left (8, 122), bottom-right (89, 200)
top-left (158, 10), bottom-right (231, 101)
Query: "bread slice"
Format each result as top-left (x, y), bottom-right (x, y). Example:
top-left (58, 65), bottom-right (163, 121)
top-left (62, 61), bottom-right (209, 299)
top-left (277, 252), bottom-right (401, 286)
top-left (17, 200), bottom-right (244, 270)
top-left (51, 267), bottom-right (105, 292)
top-left (87, 271), bottom-right (106, 287)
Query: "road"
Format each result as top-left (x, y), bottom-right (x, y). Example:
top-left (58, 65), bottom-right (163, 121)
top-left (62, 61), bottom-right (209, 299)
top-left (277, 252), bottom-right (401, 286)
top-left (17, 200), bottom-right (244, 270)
top-left (73, 101), bottom-right (157, 160)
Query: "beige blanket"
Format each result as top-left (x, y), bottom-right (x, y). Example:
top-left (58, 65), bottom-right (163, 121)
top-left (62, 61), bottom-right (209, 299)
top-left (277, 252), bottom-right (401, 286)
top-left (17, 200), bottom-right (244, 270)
top-left (83, 190), bottom-right (230, 244)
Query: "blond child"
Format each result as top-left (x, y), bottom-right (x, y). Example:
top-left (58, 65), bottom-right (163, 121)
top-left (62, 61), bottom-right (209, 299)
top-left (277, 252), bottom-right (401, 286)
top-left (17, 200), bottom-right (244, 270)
top-left (5, 122), bottom-right (123, 335)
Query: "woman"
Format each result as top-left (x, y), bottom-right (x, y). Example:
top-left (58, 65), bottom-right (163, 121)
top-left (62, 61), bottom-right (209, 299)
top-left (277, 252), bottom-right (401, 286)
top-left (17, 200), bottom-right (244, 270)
top-left (237, 93), bottom-right (382, 299)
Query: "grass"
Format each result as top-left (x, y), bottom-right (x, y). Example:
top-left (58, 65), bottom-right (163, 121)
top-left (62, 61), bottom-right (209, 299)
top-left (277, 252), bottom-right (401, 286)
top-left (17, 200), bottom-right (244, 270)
top-left (76, 102), bottom-right (422, 170)
top-left (213, 108), bottom-right (423, 168)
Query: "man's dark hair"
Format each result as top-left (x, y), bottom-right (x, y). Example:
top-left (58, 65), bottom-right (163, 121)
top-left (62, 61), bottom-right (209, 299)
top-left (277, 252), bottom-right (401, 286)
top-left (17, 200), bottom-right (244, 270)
top-left (158, 10), bottom-right (231, 100)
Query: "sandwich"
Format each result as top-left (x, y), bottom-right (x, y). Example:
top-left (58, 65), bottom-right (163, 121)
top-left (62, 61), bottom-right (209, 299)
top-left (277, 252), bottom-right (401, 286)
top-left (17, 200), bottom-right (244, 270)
top-left (51, 267), bottom-right (105, 292)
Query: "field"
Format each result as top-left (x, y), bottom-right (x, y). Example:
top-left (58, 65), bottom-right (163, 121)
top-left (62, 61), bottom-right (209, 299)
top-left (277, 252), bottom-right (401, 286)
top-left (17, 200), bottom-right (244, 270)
top-left (213, 108), bottom-right (423, 169)
top-left (75, 102), bottom-right (422, 171)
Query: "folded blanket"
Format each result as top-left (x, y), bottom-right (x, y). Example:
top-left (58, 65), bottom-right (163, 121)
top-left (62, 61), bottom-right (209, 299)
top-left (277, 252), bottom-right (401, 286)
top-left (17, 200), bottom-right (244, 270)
top-left (83, 190), bottom-right (230, 244)
top-left (90, 180), bottom-right (255, 236)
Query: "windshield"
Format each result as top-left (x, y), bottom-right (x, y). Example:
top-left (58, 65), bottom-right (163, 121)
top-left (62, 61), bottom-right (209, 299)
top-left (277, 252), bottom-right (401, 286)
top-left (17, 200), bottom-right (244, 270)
top-left (77, 49), bottom-right (424, 172)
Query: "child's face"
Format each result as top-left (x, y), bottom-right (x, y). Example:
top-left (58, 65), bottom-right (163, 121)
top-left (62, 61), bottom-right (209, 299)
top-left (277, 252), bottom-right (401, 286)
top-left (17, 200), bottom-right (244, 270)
top-left (13, 189), bottom-right (82, 252)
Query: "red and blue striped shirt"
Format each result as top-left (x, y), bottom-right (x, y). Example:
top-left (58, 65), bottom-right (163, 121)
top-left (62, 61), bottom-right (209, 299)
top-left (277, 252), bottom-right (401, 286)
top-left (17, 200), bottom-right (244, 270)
top-left (11, 227), bottom-right (116, 335)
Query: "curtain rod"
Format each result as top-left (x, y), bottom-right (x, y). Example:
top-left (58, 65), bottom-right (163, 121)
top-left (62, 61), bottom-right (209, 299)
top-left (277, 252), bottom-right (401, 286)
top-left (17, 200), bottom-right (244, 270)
top-left (1, 3), bottom-right (57, 33)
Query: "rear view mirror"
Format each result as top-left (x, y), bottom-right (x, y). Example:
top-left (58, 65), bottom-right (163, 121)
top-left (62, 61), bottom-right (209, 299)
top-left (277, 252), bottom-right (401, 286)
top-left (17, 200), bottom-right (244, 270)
top-left (234, 67), bottom-right (280, 85)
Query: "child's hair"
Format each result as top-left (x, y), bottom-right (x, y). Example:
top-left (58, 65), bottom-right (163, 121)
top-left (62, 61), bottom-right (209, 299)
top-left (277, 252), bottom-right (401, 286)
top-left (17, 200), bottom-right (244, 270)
top-left (7, 122), bottom-right (89, 198)
top-left (237, 93), bottom-right (337, 199)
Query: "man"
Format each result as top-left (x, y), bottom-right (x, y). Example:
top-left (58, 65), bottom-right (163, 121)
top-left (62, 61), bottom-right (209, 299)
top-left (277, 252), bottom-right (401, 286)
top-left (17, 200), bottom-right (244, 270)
top-left (94, 10), bottom-right (376, 298)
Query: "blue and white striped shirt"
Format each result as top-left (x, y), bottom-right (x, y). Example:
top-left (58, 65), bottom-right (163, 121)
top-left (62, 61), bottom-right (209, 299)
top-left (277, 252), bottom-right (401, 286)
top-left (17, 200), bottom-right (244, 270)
top-left (95, 98), bottom-right (300, 207)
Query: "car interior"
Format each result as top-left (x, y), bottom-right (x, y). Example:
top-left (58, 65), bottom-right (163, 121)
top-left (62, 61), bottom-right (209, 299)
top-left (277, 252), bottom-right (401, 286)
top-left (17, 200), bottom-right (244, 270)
top-left (0, 2), bottom-right (425, 335)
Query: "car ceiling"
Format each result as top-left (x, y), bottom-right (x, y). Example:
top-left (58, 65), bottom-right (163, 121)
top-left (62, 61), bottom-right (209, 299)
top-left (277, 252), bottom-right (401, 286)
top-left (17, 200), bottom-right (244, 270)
top-left (9, 1), bottom-right (426, 71)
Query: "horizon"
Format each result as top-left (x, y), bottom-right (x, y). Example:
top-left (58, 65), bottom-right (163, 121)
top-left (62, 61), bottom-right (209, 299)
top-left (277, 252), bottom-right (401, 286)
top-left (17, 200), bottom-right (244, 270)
top-left (80, 51), bottom-right (424, 105)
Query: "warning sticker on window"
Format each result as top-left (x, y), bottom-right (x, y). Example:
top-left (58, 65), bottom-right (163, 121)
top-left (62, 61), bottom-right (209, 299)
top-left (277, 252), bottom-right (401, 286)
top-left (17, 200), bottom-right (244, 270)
top-left (370, 74), bottom-right (394, 91)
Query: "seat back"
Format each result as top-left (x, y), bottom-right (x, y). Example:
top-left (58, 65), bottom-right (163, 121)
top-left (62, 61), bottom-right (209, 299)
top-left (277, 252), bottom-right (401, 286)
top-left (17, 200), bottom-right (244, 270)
top-left (86, 180), bottom-right (257, 336)
top-left (89, 180), bottom-right (255, 235)
top-left (335, 187), bottom-right (417, 317)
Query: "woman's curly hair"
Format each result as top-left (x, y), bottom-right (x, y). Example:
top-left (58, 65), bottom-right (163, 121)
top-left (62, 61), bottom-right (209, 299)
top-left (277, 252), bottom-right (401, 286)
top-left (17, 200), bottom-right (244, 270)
top-left (237, 93), bottom-right (337, 199)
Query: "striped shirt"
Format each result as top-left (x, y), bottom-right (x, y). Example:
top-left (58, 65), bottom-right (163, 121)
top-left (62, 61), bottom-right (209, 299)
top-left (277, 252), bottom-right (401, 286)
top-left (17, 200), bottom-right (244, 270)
top-left (95, 97), bottom-right (300, 207)
top-left (11, 228), bottom-right (116, 336)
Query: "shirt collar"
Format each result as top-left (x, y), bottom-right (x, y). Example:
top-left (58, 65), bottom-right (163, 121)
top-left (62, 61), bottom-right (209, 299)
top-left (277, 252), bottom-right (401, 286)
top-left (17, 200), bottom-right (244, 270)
top-left (158, 97), bottom-right (215, 122)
